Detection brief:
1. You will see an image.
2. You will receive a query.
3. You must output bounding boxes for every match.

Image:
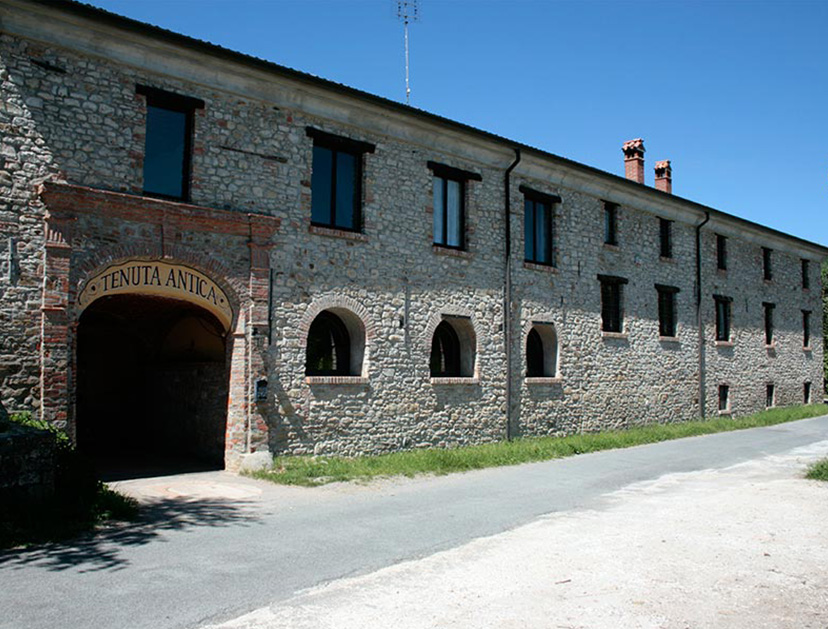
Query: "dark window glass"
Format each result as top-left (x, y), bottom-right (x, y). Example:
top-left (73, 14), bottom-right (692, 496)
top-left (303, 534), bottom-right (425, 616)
top-left (762, 247), bottom-right (773, 281)
top-left (433, 176), bottom-right (464, 249)
top-left (715, 296), bottom-right (731, 342)
top-left (524, 197), bottom-right (553, 265)
top-left (305, 311), bottom-right (351, 376)
top-left (766, 384), bottom-right (775, 408)
top-left (144, 105), bottom-right (190, 200)
top-left (430, 321), bottom-right (461, 377)
top-left (804, 382), bottom-right (812, 404)
top-left (718, 384), bottom-right (729, 412)
top-left (763, 302), bottom-right (775, 345)
top-left (657, 286), bottom-right (678, 337)
top-left (526, 328), bottom-right (544, 377)
top-left (659, 218), bottom-right (673, 258)
top-left (802, 259), bottom-right (810, 289)
top-left (600, 278), bottom-right (625, 333)
top-left (803, 310), bottom-right (811, 347)
top-left (311, 144), bottom-right (361, 231)
top-left (716, 234), bottom-right (727, 270)
top-left (604, 202), bottom-right (618, 246)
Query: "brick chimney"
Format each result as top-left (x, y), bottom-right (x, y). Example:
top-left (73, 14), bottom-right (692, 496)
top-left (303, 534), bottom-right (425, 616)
top-left (622, 138), bottom-right (645, 184)
top-left (654, 160), bottom-right (672, 193)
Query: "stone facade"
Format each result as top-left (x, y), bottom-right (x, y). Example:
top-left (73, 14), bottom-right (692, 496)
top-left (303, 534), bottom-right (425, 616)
top-left (0, 0), bottom-right (824, 470)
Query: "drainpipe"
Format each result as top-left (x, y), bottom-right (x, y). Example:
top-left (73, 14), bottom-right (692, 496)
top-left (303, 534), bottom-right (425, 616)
top-left (504, 148), bottom-right (521, 440)
top-left (695, 211), bottom-right (710, 418)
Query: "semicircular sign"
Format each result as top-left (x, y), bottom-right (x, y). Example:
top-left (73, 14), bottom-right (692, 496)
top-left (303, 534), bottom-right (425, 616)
top-left (78, 259), bottom-right (234, 330)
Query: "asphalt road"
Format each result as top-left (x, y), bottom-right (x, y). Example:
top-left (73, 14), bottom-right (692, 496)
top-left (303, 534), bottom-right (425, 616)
top-left (3, 415), bottom-right (828, 629)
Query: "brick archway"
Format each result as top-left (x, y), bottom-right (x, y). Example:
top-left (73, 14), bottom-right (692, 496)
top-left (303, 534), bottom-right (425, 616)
top-left (38, 183), bottom-right (279, 471)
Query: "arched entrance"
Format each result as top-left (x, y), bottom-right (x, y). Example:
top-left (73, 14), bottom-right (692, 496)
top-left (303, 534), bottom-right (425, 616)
top-left (74, 260), bottom-right (236, 478)
top-left (76, 294), bottom-right (229, 477)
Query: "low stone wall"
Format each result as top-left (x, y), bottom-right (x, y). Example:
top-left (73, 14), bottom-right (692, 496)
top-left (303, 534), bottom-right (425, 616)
top-left (0, 425), bottom-right (56, 508)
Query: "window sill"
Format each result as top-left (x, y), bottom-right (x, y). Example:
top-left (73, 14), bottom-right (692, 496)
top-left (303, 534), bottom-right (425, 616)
top-left (716, 268), bottom-right (727, 275)
top-left (714, 340), bottom-right (733, 348)
top-left (601, 331), bottom-right (628, 340)
top-left (309, 224), bottom-right (368, 242)
top-left (305, 376), bottom-right (369, 385)
top-left (603, 243), bottom-right (620, 251)
top-left (432, 245), bottom-right (472, 259)
top-left (429, 377), bottom-right (479, 385)
top-left (522, 261), bottom-right (558, 273)
top-left (658, 336), bottom-right (680, 343)
top-left (718, 410), bottom-right (732, 416)
top-left (803, 345), bottom-right (813, 353)
top-left (525, 377), bottom-right (562, 385)
top-left (659, 256), bottom-right (675, 263)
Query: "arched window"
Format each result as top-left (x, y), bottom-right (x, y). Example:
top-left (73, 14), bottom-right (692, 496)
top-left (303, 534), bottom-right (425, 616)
top-left (525, 322), bottom-right (559, 378)
top-left (306, 311), bottom-right (351, 376)
top-left (430, 321), bottom-right (461, 377)
top-left (526, 328), bottom-right (544, 377)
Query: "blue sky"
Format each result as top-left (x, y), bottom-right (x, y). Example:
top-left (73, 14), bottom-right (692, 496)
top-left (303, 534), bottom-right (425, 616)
top-left (86, 0), bottom-right (827, 246)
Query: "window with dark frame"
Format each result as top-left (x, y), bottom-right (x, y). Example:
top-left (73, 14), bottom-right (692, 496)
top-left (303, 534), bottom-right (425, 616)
top-left (659, 218), bottom-right (673, 258)
top-left (762, 247), bottom-right (773, 281)
top-left (803, 310), bottom-right (811, 347)
top-left (307, 127), bottom-right (375, 233)
top-left (804, 381), bottom-right (812, 404)
top-left (716, 234), bottom-right (727, 271)
top-left (714, 295), bottom-right (732, 342)
top-left (430, 320), bottom-right (461, 377)
top-left (137, 85), bottom-right (204, 201)
top-left (598, 275), bottom-right (628, 333)
top-left (526, 328), bottom-right (544, 377)
top-left (522, 186), bottom-right (560, 266)
top-left (718, 384), bottom-right (730, 412)
top-left (305, 311), bottom-right (352, 376)
top-left (766, 384), bottom-right (775, 408)
top-left (656, 284), bottom-right (679, 337)
top-left (428, 162), bottom-right (481, 250)
top-left (802, 259), bottom-right (810, 289)
top-left (763, 302), bottom-right (775, 345)
top-left (604, 202), bottom-right (618, 246)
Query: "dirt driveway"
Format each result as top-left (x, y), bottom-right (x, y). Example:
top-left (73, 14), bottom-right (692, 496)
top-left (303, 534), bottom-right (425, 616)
top-left (205, 440), bottom-right (828, 629)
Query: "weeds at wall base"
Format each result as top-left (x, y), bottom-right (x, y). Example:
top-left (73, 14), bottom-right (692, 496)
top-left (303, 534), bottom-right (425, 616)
top-left (249, 404), bottom-right (828, 487)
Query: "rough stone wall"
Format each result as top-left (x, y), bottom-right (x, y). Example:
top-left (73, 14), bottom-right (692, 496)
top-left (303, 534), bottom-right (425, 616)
top-left (0, 17), bottom-right (824, 464)
top-left (701, 231), bottom-right (823, 416)
top-left (0, 425), bottom-right (56, 504)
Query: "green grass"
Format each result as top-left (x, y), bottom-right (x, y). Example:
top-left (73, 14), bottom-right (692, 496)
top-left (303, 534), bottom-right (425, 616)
top-left (249, 403), bottom-right (828, 487)
top-left (805, 457), bottom-right (828, 481)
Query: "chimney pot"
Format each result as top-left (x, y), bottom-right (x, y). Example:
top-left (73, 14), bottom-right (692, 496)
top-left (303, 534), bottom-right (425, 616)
top-left (622, 138), bottom-right (646, 184)
top-left (655, 159), bottom-right (672, 194)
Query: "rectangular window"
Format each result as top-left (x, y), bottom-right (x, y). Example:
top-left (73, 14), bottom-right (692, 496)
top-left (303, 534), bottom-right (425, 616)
top-left (763, 302), bottom-right (775, 345)
top-left (598, 275), bottom-right (628, 333)
top-left (137, 85), bottom-right (204, 201)
top-left (656, 284), bottom-right (680, 337)
top-left (429, 162), bottom-right (481, 250)
top-left (766, 384), bottom-right (775, 408)
top-left (522, 187), bottom-right (560, 266)
top-left (804, 382), bottom-right (812, 404)
top-left (714, 295), bottom-right (732, 342)
top-left (803, 310), bottom-right (811, 347)
top-left (802, 259), bottom-right (810, 289)
top-left (718, 384), bottom-right (730, 412)
top-left (659, 218), bottom-right (673, 258)
top-left (716, 234), bottom-right (727, 271)
top-left (307, 128), bottom-right (374, 233)
top-left (604, 202), bottom-right (618, 246)
top-left (762, 247), bottom-right (773, 281)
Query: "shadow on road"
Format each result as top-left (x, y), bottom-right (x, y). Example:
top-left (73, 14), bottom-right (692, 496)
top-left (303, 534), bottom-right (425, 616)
top-left (0, 495), bottom-right (261, 573)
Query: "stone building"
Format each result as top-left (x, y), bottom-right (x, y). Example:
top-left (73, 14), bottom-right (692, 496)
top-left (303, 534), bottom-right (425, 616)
top-left (0, 0), bottom-right (824, 472)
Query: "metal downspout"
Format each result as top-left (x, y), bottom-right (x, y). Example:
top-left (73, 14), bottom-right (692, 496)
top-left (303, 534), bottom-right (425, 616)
top-left (696, 211), bottom-right (710, 418)
top-left (504, 148), bottom-right (521, 440)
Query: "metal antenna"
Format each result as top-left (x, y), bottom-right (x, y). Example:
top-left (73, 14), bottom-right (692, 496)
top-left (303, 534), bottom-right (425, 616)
top-left (396, 0), bottom-right (419, 105)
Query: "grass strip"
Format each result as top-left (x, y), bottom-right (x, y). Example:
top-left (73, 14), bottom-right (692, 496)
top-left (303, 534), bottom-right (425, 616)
top-left (249, 403), bottom-right (828, 487)
top-left (805, 458), bottom-right (828, 481)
